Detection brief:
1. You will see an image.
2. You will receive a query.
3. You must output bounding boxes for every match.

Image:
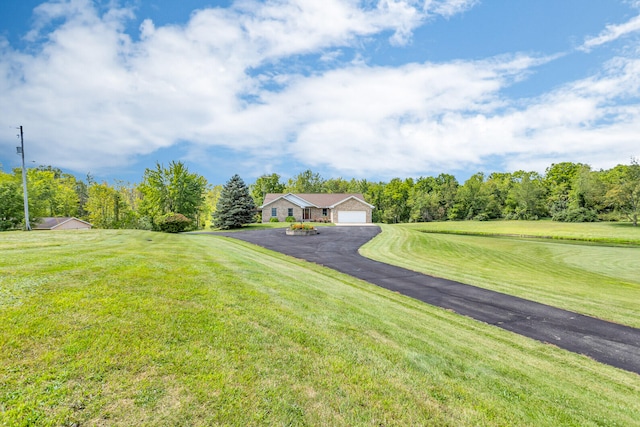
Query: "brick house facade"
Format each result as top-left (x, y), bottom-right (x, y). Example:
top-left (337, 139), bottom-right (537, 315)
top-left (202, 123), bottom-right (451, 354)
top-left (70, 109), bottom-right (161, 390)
top-left (260, 193), bottom-right (374, 224)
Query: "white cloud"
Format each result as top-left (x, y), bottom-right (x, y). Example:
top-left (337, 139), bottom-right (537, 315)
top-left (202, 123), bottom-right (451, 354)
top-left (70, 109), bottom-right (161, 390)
top-left (281, 54), bottom-right (640, 177)
top-left (0, 0), bottom-right (482, 172)
top-left (425, 0), bottom-right (478, 18)
top-left (1, 0), bottom-right (639, 181)
top-left (580, 14), bottom-right (640, 52)
top-left (25, 0), bottom-right (133, 42)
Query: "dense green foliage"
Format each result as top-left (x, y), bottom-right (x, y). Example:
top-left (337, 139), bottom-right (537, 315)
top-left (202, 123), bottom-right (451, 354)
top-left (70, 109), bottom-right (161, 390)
top-left (1, 229), bottom-right (639, 425)
top-left (253, 161), bottom-right (639, 225)
top-left (0, 166), bottom-right (85, 229)
top-left (86, 181), bottom-right (142, 229)
top-left (212, 174), bottom-right (256, 229)
top-left (249, 173), bottom-right (285, 206)
top-left (284, 169), bottom-right (326, 193)
top-left (0, 181), bottom-right (23, 230)
top-left (138, 161), bottom-right (208, 230)
top-left (1, 159), bottom-right (639, 231)
top-left (604, 159), bottom-right (640, 226)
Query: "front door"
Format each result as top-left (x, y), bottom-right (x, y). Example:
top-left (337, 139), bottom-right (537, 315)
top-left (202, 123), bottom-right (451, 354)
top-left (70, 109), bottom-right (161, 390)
top-left (303, 208), bottom-right (311, 221)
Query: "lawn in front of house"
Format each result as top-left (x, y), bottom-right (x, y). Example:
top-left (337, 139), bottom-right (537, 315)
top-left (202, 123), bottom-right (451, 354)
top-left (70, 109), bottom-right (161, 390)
top-left (1, 229), bottom-right (638, 426)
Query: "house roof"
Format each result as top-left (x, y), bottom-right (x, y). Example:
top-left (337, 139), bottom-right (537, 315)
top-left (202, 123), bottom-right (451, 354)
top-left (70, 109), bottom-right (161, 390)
top-left (261, 193), bottom-right (374, 209)
top-left (34, 217), bottom-right (92, 230)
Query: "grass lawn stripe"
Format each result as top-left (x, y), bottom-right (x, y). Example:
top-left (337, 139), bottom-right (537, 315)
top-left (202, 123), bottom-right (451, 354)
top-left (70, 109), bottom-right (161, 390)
top-left (360, 222), bottom-right (640, 328)
top-left (0, 229), bottom-right (638, 426)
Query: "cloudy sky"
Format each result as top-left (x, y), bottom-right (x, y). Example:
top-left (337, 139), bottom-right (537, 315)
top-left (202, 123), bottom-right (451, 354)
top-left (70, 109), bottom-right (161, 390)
top-left (1, 0), bottom-right (640, 185)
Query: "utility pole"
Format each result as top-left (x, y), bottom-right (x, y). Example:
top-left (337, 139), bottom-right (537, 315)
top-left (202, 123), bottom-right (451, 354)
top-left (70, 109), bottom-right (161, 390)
top-left (17, 126), bottom-right (31, 231)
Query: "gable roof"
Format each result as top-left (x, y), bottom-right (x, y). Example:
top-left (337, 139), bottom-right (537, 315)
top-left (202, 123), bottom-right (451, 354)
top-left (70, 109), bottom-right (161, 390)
top-left (328, 194), bottom-right (375, 209)
top-left (261, 193), bottom-right (374, 209)
top-left (34, 217), bottom-right (92, 230)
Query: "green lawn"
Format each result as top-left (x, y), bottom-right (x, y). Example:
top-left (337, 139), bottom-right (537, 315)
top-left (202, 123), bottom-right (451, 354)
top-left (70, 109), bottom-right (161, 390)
top-left (1, 229), bottom-right (639, 426)
top-left (395, 220), bottom-right (640, 244)
top-left (360, 221), bottom-right (640, 328)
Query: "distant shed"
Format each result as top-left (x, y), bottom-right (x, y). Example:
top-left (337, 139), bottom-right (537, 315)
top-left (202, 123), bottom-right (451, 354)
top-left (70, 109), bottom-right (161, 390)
top-left (34, 217), bottom-right (93, 230)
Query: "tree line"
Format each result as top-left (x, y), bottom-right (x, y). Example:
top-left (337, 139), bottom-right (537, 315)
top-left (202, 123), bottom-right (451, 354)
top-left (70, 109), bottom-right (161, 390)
top-left (1, 159), bottom-right (638, 231)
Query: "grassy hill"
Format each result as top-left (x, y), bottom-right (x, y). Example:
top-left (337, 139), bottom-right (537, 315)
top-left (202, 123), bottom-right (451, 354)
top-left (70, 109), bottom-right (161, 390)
top-left (361, 221), bottom-right (640, 328)
top-left (1, 229), bottom-right (639, 426)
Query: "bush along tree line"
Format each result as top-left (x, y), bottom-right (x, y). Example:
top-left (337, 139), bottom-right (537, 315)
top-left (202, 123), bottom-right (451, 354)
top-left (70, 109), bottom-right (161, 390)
top-left (1, 159), bottom-right (638, 232)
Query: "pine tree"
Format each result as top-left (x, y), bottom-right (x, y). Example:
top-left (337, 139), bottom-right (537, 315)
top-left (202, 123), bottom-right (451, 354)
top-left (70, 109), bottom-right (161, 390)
top-left (213, 174), bottom-right (256, 229)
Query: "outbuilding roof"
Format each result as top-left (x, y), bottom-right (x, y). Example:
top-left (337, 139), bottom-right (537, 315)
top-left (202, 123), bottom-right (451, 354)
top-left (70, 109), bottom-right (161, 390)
top-left (34, 217), bottom-right (93, 230)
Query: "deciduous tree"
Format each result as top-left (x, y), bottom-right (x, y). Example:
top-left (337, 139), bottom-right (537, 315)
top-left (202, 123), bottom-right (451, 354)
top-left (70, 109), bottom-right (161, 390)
top-left (545, 162), bottom-right (587, 218)
top-left (408, 174), bottom-right (459, 222)
top-left (0, 181), bottom-right (24, 230)
top-left (604, 159), bottom-right (640, 226)
top-left (20, 167), bottom-right (81, 218)
top-left (381, 178), bottom-right (413, 223)
top-left (450, 173), bottom-right (490, 220)
top-left (505, 171), bottom-right (547, 220)
top-left (138, 161), bottom-right (208, 229)
top-left (285, 169), bottom-right (325, 193)
top-left (323, 177), bottom-right (352, 193)
top-left (86, 182), bottom-right (130, 228)
top-left (250, 173), bottom-right (285, 206)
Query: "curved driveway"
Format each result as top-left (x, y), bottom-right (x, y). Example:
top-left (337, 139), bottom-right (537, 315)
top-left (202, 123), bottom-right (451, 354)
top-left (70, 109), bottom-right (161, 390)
top-left (215, 226), bottom-right (640, 375)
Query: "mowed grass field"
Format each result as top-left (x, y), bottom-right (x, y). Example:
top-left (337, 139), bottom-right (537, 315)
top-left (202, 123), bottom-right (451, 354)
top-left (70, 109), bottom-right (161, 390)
top-left (1, 228), bottom-right (639, 426)
top-left (360, 221), bottom-right (640, 328)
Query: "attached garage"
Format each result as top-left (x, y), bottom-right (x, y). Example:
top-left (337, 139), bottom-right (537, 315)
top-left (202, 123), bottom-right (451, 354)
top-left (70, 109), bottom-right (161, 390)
top-left (261, 193), bottom-right (375, 224)
top-left (337, 211), bottom-right (367, 224)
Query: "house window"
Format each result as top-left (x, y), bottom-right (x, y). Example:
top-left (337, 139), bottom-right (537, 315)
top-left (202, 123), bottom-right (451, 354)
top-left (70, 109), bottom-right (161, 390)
top-left (322, 208), bottom-right (328, 216)
top-left (288, 208), bottom-right (294, 217)
top-left (271, 208), bottom-right (277, 217)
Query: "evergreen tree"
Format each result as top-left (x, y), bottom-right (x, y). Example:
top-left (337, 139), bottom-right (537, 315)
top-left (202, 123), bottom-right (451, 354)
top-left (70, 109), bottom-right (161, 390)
top-left (213, 174), bottom-right (256, 229)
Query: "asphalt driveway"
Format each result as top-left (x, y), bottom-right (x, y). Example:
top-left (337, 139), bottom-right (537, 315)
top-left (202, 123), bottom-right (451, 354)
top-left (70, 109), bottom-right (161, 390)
top-left (213, 226), bottom-right (640, 375)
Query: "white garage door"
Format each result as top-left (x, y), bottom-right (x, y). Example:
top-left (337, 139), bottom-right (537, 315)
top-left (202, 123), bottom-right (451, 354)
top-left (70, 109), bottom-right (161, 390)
top-left (337, 211), bottom-right (366, 223)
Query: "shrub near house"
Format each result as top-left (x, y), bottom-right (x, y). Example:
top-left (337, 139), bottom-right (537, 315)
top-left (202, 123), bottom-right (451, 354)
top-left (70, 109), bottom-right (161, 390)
top-left (157, 213), bottom-right (191, 233)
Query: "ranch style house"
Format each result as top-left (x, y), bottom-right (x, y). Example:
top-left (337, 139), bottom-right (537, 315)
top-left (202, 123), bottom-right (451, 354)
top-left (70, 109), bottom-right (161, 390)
top-left (260, 193), bottom-right (375, 224)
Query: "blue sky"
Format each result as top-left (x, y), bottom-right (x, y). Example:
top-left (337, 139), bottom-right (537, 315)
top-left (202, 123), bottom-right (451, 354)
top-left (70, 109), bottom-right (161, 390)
top-left (1, 0), bottom-right (640, 186)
